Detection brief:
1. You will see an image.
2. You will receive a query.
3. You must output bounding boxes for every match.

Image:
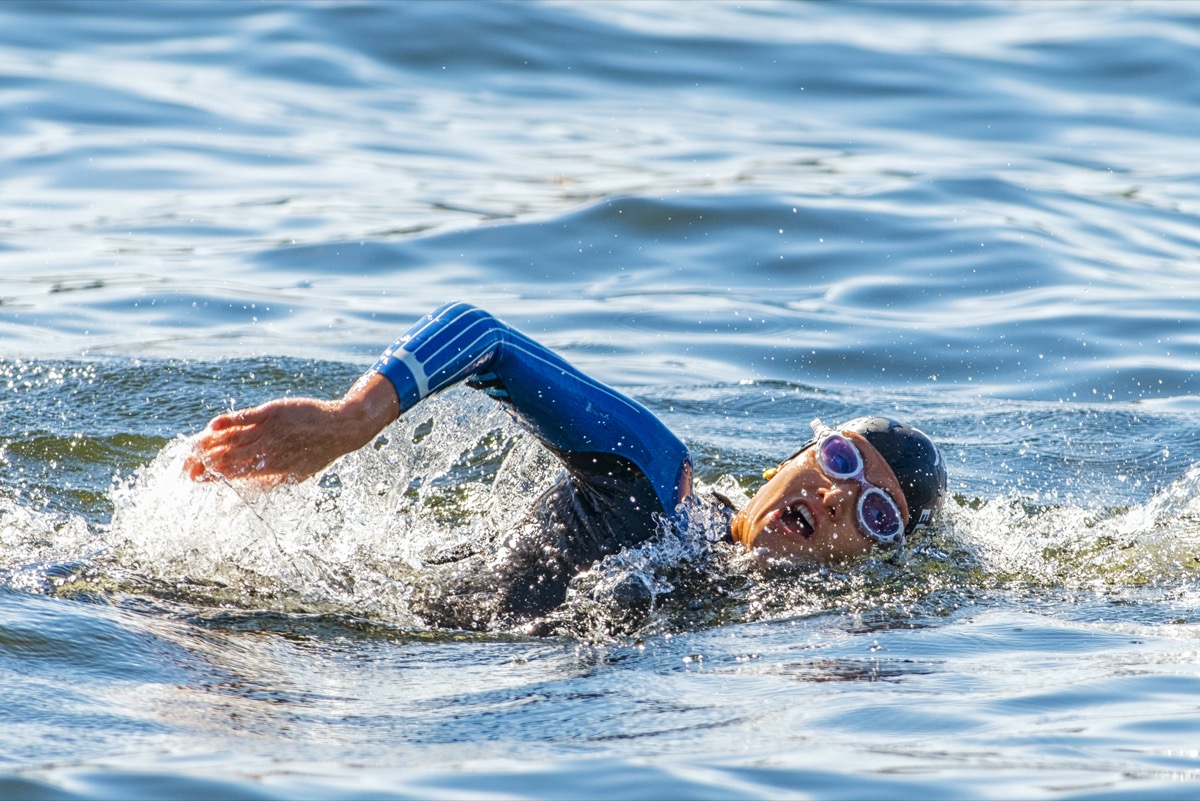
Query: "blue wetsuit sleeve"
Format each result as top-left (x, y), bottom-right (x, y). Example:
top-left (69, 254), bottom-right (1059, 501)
top-left (368, 301), bottom-right (691, 513)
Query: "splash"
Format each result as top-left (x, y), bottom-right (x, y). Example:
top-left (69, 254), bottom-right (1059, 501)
top-left (108, 389), bottom-right (562, 623)
top-left (943, 463), bottom-right (1200, 590)
top-left (19, 385), bottom-right (1200, 638)
top-left (104, 388), bottom-right (742, 636)
top-left (0, 495), bottom-right (100, 595)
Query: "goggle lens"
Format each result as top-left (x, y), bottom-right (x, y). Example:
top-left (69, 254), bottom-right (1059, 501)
top-left (859, 488), bottom-right (904, 541)
top-left (817, 434), bottom-right (862, 478)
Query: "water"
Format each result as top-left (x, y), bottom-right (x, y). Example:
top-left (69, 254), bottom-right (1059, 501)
top-left (4, 0), bottom-right (1200, 797)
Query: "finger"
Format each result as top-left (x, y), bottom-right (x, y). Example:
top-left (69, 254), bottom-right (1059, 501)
top-left (209, 445), bottom-right (260, 476)
top-left (184, 436), bottom-right (278, 483)
top-left (183, 449), bottom-right (224, 482)
top-left (205, 413), bottom-right (240, 432)
top-left (182, 455), bottom-right (204, 480)
top-left (209, 405), bottom-right (271, 431)
top-left (196, 419), bottom-right (268, 456)
top-left (184, 433), bottom-right (218, 476)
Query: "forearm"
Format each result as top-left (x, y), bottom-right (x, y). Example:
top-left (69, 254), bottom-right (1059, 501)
top-left (186, 371), bottom-right (400, 485)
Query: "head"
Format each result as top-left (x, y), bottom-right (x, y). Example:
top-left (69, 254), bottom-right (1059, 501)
top-left (731, 416), bottom-right (947, 565)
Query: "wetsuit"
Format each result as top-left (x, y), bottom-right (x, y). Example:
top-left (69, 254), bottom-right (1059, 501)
top-left (370, 301), bottom-right (693, 628)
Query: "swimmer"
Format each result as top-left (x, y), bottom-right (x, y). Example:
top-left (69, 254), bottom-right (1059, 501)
top-left (185, 302), bottom-right (946, 626)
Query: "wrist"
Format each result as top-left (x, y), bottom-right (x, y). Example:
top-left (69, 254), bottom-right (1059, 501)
top-left (335, 372), bottom-right (401, 451)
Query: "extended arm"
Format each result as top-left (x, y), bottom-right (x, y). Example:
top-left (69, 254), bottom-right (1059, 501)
top-left (187, 302), bottom-right (691, 512)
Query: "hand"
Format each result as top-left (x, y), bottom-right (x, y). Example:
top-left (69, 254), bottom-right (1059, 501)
top-left (184, 372), bottom-right (400, 486)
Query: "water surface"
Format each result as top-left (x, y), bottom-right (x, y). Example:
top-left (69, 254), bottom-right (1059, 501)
top-left (4, 1), bottom-right (1200, 798)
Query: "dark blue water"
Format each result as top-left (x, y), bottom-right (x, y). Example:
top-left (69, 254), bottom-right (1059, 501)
top-left (5, 1), bottom-right (1200, 797)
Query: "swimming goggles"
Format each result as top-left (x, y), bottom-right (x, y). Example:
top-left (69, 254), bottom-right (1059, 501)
top-left (808, 418), bottom-right (906, 548)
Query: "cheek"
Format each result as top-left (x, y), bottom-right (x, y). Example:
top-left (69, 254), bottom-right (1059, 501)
top-left (822, 524), bottom-right (873, 559)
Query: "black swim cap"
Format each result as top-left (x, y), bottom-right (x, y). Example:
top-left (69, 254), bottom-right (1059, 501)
top-left (840, 416), bottom-right (947, 537)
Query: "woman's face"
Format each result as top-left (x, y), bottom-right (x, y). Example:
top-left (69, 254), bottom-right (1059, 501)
top-left (731, 430), bottom-right (909, 565)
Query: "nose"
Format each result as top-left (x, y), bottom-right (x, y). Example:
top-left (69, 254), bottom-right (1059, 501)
top-left (817, 482), bottom-right (857, 520)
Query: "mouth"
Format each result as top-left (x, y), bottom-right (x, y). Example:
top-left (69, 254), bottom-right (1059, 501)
top-left (767, 502), bottom-right (816, 540)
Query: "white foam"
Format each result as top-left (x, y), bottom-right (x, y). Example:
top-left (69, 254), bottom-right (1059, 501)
top-left (108, 390), bottom-right (560, 622)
